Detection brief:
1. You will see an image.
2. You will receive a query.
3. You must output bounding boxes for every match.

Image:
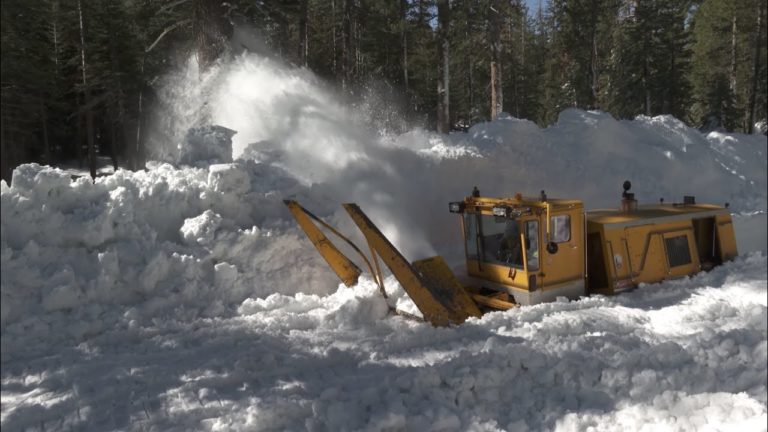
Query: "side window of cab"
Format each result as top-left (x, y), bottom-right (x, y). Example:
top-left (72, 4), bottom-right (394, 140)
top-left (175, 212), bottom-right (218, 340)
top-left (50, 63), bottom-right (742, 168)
top-left (551, 215), bottom-right (571, 243)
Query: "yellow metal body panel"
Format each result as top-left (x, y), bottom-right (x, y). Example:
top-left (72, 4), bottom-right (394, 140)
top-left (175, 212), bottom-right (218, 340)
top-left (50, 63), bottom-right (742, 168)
top-left (467, 260), bottom-right (531, 291)
top-left (587, 203), bottom-right (726, 225)
top-left (715, 214), bottom-right (738, 261)
top-left (547, 211), bottom-right (585, 289)
top-left (411, 257), bottom-right (484, 321)
top-left (586, 203), bottom-right (737, 295)
top-left (343, 204), bottom-right (482, 326)
top-left (284, 200), bottom-right (362, 287)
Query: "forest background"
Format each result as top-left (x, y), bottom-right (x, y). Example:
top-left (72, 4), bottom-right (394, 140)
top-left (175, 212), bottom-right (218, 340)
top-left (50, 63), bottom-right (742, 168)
top-left (1, 0), bottom-right (766, 181)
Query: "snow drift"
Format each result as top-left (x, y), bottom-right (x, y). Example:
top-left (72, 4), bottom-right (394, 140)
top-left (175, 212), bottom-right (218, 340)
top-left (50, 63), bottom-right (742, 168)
top-left (2, 53), bottom-right (766, 431)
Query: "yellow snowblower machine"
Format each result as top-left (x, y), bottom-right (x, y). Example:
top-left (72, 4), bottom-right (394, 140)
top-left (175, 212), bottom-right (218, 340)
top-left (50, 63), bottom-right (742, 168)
top-left (284, 181), bottom-right (738, 326)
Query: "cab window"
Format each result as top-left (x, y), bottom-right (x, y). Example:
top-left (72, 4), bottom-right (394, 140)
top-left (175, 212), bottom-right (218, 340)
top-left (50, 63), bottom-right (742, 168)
top-left (551, 215), bottom-right (571, 243)
top-left (464, 214), bottom-right (478, 260)
top-left (525, 220), bottom-right (539, 270)
top-left (464, 213), bottom-right (539, 270)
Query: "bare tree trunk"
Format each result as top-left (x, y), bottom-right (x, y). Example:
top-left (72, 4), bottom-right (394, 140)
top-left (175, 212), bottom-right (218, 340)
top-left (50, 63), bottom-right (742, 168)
top-left (730, 14), bottom-right (738, 95)
top-left (747, 3), bottom-right (764, 134)
top-left (401, 0), bottom-right (409, 93)
top-left (643, 55), bottom-right (651, 116)
top-left (49, 0), bottom-right (61, 165)
top-left (108, 104), bottom-right (118, 172)
top-left (332, 0), bottom-right (337, 78)
top-left (590, 28), bottom-right (599, 107)
top-left (106, 1), bottom-right (122, 172)
top-left (355, 3), bottom-right (362, 79)
top-left (52, 0), bottom-right (60, 70)
top-left (436, 0), bottom-right (450, 133)
top-left (491, 62), bottom-right (499, 118)
top-left (342, 0), bottom-right (352, 90)
top-left (135, 59), bottom-right (145, 170)
top-left (298, 0), bottom-right (308, 67)
top-left (194, 0), bottom-right (232, 72)
top-left (489, 0), bottom-right (503, 120)
top-left (520, 12), bottom-right (525, 67)
top-left (76, 100), bottom-right (83, 168)
top-left (77, 0), bottom-right (96, 181)
top-left (465, 0), bottom-right (475, 123)
top-left (0, 108), bottom-right (11, 182)
top-left (38, 92), bottom-right (50, 164)
top-left (0, 113), bottom-right (8, 182)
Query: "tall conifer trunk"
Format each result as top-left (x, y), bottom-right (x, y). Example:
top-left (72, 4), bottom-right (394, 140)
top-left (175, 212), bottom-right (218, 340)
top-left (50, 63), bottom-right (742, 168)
top-left (747, 3), bottom-right (764, 133)
top-left (401, 0), bottom-right (409, 94)
top-left (489, 0), bottom-right (503, 120)
top-left (342, 0), bottom-right (352, 90)
top-left (193, 0), bottom-right (231, 72)
top-left (77, 0), bottom-right (96, 180)
top-left (436, 0), bottom-right (450, 133)
top-left (730, 14), bottom-right (737, 95)
top-left (298, 0), bottom-right (308, 67)
top-left (465, 0), bottom-right (475, 123)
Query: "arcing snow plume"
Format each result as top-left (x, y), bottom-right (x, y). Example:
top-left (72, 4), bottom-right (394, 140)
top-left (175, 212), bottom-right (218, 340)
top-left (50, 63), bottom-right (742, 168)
top-left (1, 52), bottom-right (766, 431)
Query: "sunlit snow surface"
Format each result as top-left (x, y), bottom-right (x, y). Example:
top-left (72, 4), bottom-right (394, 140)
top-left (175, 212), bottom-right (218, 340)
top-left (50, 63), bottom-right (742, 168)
top-left (2, 54), bottom-right (767, 431)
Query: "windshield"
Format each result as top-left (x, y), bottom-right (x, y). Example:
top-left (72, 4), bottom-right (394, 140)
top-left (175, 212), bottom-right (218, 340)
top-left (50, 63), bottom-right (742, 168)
top-left (464, 214), bottom-right (539, 270)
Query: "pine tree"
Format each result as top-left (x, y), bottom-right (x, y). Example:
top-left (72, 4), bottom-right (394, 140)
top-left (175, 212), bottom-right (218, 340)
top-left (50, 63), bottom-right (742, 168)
top-left (608, 0), bottom-right (691, 120)
top-left (436, 0), bottom-right (451, 132)
top-left (690, 0), bottom-right (765, 131)
top-left (545, 0), bottom-right (619, 112)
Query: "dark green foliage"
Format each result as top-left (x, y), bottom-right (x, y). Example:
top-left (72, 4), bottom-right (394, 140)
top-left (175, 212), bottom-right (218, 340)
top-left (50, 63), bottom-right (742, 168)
top-left (690, 0), bottom-right (767, 131)
top-left (607, 0), bottom-right (692, 120)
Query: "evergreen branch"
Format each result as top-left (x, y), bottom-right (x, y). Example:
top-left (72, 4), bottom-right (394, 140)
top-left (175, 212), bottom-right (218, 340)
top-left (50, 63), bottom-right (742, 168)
top-left (157, 0), bottom-right (193, 15)
top-left (145, 19), bottom-right (192, 53)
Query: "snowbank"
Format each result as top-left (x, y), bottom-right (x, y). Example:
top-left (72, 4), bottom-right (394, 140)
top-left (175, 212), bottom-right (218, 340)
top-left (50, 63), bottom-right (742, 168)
top-left (1, 53), bottom-right (766, 431)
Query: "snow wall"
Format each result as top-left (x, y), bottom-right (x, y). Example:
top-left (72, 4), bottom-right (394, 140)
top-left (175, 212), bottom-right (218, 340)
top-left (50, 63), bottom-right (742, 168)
top-left (1, 54), bottom-right (766, 431)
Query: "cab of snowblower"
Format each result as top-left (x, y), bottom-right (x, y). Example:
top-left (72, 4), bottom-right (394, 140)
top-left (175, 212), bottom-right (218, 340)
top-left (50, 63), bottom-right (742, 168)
top-left (449, 190), bottom-right (586, 306)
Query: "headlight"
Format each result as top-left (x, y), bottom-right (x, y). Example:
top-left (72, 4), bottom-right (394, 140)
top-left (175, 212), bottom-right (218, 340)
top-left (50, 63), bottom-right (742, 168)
top-left (448, 202), bottom-right (465, 213)
top-left (492, 206), bottom-right (509, 217)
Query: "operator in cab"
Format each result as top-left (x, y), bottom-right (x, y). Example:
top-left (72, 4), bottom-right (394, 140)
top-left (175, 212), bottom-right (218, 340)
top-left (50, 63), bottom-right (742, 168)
top-left (497, 220), bottom-right (523, 266)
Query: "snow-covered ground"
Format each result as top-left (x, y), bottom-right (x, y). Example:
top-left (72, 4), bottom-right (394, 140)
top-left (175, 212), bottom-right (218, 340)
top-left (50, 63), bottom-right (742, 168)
top-left (2, 54), bottom-right (766, 431)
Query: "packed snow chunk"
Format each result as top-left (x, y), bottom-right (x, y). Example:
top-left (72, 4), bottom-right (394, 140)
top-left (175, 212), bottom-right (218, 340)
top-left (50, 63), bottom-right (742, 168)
top-left (138, 252), bottom-right (172, 294)
top-left (41, 269), bottom-right (82, 312)
top-left (214, 262), bottom-right (238, 291)
top-left (180, 210), bottom-right (223, 246)
top-left (207, 163), bottom-right (251, 195)
top-left (8, 163), bottom-right (71, 196)
top-left (326, 284), bottom-right (390, 328)
top-left (179, 125), bottom-right (236, 166)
